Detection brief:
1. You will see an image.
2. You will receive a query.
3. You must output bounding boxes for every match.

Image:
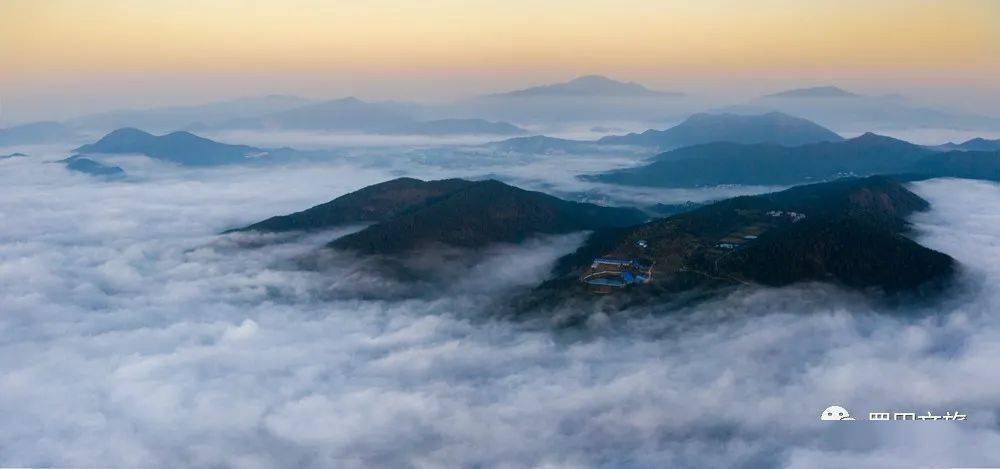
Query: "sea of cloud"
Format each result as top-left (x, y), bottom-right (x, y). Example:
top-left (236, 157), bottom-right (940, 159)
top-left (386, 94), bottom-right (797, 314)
top-left (2, 143), bottom-right (1000, 468)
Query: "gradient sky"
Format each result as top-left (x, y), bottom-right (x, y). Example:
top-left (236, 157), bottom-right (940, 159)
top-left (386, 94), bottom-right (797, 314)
top-left (2, 0), bottom-right (999, 123)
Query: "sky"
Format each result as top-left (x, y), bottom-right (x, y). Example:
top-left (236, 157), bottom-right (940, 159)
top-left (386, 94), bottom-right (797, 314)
top-left (2, 0), bottom-right (999, 123)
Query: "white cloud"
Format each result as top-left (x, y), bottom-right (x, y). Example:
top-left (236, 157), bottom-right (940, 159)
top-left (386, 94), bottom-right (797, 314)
top-left (2, 145), bottom-right (1000, 468)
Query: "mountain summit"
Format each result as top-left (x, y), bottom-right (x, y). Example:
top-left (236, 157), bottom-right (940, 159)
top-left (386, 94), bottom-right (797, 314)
top-left (765, 86), bottom-right (859, 98)
top-left (329, 179), bottom-right (648, 254)
top-left (208, 97), bottom-right (526, 135)
top-left (0, 121), bottom-right (78, 146)
top-left (935, 137), bottom-right (1000, 152)
top-left (490, 75), bottom-right (680, 98)
top-left (235, 177), bottom-right (648, 254)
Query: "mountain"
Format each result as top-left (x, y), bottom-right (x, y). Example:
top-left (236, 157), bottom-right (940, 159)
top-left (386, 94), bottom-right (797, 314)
top-left (764, 86), bottom-right (860, 98)
top-left (74, 128), bottom-right (265, 166)
top-left (488, 75), bottom-right (681, 98)
top-left (596, 112), bottom-right (843, 149)
top-left (711, 178), bottom-right (951, 292)
top-left (0, 152), bottom-right (28, 160)
top-left (400, 119), bottom-right (526, 136)
top-left (586, 133), bottom-right (938, 187)
top-left (535, 176), bottom-right (954, 305)
top-left (68, 95), bottom-right (314, 133)
top-left (722, 92), bottom-right (1000, 132)
top-left (242, 97), bottom-right (413, 131)
top-left (328, 179), bottom-right (649, 254)
top-left (445, 76), bottom-right (699, 125)
top-left (235, 177), bottom-right (646, 253)
top-left (933, 138), bottom-right (1000, 152)
top-left (645, 201), bottom-right (703, 217)
top-left (61, 155), bottom-right (126, 178)
top-left (0, 121), bottom-right (78, 146)
top-left (908, 151), bottom-right (1000, 181)
top-left (488, 135), bottom-right (599, 154)
top-left (211, 97), bottom-right (526, 135)
top-left (233, 178), bottom-right (478, 233)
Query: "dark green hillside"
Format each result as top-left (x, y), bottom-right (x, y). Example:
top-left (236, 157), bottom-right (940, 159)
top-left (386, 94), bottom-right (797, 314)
top-left (721, 217), bottom-right (953, 292)
top-left (544, 176), bottom-right (953, 300)
top-left (597, 112), bottom-right (843, 149)
top-left (233, 178), bottom-right (477, 233)
top-left (235, 177), bottom-right (646, 254)
top-left (909, 151), bottom-right (1000, 181)
top-left (587, 133), bottom-right (933, 187)
top-left (328, 179), bottom-right (648, 254)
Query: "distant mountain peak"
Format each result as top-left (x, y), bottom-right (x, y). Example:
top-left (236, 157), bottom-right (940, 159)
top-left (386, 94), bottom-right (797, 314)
top-left (104, 127), bottom-right (152, 138)
top-left (489, 75), bottom-right (681, 98)
top-left (88, 127), bottom-right (157, 147)
top-left (262, 93), bottom-right (305, 100)
top-left (74, 128), bottom-right (261, 166)
top-left (848, 132), bottom-right (909, 146)
top-left (330, 96), bottom-right (365, 104)
top-left (932, 137), bottom-right (1000, 152)
top-left (0, 121), bottom-right (80, 146)
top-left (567, 75), bottom-right (624, 85)
top-left (683, 111), bottom-right (799, 123)
top-left (765, 86), bottom-right (859, 98)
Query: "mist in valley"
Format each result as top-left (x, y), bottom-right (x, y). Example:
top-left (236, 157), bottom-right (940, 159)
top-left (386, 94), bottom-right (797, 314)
top-left (2, 136), bottom-right (1000, 467)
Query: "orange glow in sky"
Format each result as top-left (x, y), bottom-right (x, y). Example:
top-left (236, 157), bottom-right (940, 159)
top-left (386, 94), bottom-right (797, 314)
top-left (1, 0), bottom-right (998, 121)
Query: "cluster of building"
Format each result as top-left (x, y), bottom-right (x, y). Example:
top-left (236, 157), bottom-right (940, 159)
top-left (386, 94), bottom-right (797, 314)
top-left (766, 210), bottom-right (806, 222)
top-left (581, 257), bottom-right (653, 294)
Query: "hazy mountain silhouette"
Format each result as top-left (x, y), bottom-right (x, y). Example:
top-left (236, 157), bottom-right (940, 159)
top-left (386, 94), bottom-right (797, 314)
top-left (488, 75), bottom-right (681, 98)
top-left (211, 97), bottom-right (526, 135)
top-left (933, 137), bottom-right (1000, 152)
top-left (0, 121), bottom-right (78, 146)
top-left (487, 135), bottom-right (600, 154)
top-left (242, 97), bottom-right (413, 131)
top-left (721, 90), bottom-right (1000, 131)
top-left (400, 119), bottom-right (525, 136)
top-left (764, 86), bottom-right (860, 98)
top-left (75, 128), bottom-right (265, 166)
top-left (68, 95), bottom-right (313, 133)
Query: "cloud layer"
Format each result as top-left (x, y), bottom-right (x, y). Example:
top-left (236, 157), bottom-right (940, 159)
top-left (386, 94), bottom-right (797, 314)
top-left (2, 146), bottom-right (1000, 468)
